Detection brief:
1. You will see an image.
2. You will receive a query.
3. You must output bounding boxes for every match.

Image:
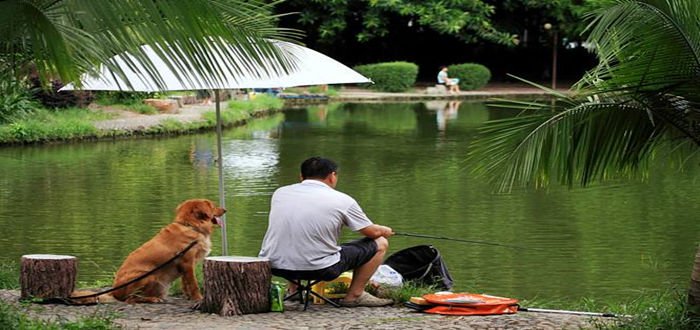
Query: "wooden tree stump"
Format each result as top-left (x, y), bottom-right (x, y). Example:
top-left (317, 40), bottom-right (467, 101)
top-left (201, 256), bottom-right (271, 316)
top-left (20, 254), bottom-right (77, 300)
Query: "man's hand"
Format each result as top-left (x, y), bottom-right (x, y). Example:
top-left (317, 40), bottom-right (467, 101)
top-left (360, 224), bottom-right (394, 239)
top-left (380, 225), bottom-right (394, 238)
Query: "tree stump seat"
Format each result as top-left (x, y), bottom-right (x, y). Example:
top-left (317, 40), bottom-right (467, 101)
top-left (20, 254), bottom-right (77, 300)
top-left (201, 256), bottom-right (271, 316)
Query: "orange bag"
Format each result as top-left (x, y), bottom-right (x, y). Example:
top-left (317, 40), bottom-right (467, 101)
top-left (421, 293), bottom-right (519, 316)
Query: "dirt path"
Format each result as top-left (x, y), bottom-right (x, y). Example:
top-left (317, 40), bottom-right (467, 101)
top-left (0, 290), bottom-right (613, 329)
top-left (91, 103), bottom-right (223, 131)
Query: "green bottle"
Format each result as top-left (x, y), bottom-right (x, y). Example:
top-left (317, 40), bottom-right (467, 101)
top-left (270, 282), bottom-right (284, 312)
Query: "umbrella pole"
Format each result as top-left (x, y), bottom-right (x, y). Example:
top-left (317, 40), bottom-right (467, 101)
top-left (215, 89), bottom-right (228, 256)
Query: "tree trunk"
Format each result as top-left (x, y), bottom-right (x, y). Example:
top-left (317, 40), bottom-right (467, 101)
top-left (20, 254), bottom-right (77, 300)
top-left (201, 256), bottom-right (271, 316)
top-left (688, 245), bottom-right (700, 316)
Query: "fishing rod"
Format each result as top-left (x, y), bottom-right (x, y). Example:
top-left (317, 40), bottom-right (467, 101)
top-left (393, 231), bottom-right (539, 250)
top-left (518, 307), bottom-right (629, 318)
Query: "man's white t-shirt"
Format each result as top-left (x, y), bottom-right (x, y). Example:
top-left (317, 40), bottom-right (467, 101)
top-left (258, 180), bottom-right (373, 270)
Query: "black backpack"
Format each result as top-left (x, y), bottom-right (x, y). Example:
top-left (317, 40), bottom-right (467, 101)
top-left (383, 245), bottom-right (454, 290)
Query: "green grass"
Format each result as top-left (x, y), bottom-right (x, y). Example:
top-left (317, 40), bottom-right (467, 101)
top-left (0, 262), bottom-right (118, 329)
top-left (518, 289), bottom-right (699, 329)
top-left (369, 281), bottom-right (439, 303)
top-left (0, 301), bottom-right (118, 330)
top-left (590, 289), bottom-right (698, 330)
top-left (126, 103), bottom-right (157, 115)
top-left (227, 94), bottom-right (283, 112)
top-left (93, 91), bottom-right (159, 115)
top-left (285, 85), bottom-right (339, 96)
top-left (201, 94), bottom-right (283, 127)
top-left (0, 107), bottom-right (114, 143)
top-left (0, 262), bottom-right (19, 290)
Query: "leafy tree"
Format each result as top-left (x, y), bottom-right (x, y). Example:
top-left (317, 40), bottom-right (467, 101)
top-left (278, 0), bottom-right (517, 45)
top-left (277, 0), bottom-right (614, 48)
top-left (491, 0), bottom-right (614, 42)
top-left (0, 0), bottom-right (299, 89)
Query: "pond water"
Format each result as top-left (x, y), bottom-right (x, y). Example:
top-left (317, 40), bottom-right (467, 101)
top-left (1, 101), bottom-right (698, 304)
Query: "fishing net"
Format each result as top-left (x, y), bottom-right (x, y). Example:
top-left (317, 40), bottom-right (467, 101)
top-left (383, 245), bottom-right (453, 290)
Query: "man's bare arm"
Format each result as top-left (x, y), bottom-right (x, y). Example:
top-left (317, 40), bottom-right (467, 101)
top-left (359, 224), bottom-right (394, 239)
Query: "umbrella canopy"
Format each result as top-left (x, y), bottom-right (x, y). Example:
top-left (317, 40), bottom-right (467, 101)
top-left (61, 39), bottom-right (370, 91)
top-left (61, 39), bottom-right (371, 255)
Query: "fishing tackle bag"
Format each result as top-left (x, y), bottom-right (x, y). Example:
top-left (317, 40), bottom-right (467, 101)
top-left (420, 293), bottom-right (519, 316)
top-left (383, 245), bottom-right (454, 290)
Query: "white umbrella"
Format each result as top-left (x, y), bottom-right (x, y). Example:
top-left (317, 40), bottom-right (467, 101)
top-left (61, 39), bottom-right (371, 255)
top-left (62, 39), bottom-right (370, 91)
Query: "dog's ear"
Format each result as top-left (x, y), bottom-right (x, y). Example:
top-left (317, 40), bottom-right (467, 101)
top-left (192, 202), bottom-right (211, 222)
top-left (195, 210), bottom-right (208, 221)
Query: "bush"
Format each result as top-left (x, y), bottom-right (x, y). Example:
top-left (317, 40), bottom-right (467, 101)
top-left (94, 91), bottom-right (156, 106)
top-left (0, 78), bottom-right (36, 124)
top-left (29, 78), bottom-right (94, 109)
top-left (448, 63), bottom-right (491, 90)
top-left (354, 61), bottom-right (418, 92)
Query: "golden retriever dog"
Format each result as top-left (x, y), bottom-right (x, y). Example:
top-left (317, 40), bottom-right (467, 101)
top-left (109, 199), bottom-right (226, 303)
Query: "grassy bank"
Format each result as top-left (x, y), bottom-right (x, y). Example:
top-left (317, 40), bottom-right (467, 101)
top-left (0, 95), bottom-right (284, 145)
top-left (518, 289), bottom-right (698, 329)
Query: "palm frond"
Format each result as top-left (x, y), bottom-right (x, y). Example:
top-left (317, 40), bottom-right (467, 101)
top-left (0, 0), bottom-right (303, 89)
top-left (469, 0), bottom-right (699, 191)
top-left (471, 98), bottom-right (670, 191)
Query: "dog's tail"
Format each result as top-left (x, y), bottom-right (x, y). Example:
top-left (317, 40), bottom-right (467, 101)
top-left (68, 290), bottom-right (118, 305)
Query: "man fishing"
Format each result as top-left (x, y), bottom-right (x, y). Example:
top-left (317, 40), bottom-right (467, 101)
top-left (259, 156), bottom-right (394, 307)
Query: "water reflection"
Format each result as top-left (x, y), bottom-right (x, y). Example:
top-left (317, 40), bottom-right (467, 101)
top-left (189, 139), bottom-right (215, 171)
top-left (222, 139), bottom-right (279, 178)
top-left (425, 100), bottom-right (460, 131)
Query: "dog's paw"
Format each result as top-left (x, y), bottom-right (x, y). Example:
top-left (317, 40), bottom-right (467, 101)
top-left (126, 296), bottom-right (164, 304)
top-left (191, 299), bottom-right (203, 311)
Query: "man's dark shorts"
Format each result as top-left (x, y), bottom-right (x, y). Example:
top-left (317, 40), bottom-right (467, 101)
top-left (271, 237), bottom-right (378, 281)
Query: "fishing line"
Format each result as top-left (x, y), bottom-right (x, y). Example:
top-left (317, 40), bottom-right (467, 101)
top-left (393, 231), bottom-right (541, 250)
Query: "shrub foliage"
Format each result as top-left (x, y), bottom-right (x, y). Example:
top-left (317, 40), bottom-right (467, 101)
top-left (448, 63), bottom-right (491, 90)
top-left (0, 78), bottom-right (36, 124)
top-left (29, 78), bottom-right (93, 109)
top-left (354, 61), bottom-right (418, 92)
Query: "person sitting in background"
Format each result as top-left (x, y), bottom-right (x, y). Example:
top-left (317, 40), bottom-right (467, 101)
top-left (437, 66), bottom-right (461, 93)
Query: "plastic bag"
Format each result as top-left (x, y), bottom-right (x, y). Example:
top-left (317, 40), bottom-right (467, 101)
top-left (370, 264), bottom-right (403, 287)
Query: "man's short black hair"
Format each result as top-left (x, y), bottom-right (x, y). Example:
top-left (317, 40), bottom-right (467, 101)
top-left (301, 156), bottom-right (338, 180)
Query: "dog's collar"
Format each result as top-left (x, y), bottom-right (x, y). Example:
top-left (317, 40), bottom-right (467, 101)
top-left (175, 221), bottom-right (207, 235)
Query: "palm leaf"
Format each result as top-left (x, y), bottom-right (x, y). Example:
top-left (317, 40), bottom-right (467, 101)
top-left (0, 0), bottom-right (302, 89)
top-left (469, 0), bottom-right (699, 191)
